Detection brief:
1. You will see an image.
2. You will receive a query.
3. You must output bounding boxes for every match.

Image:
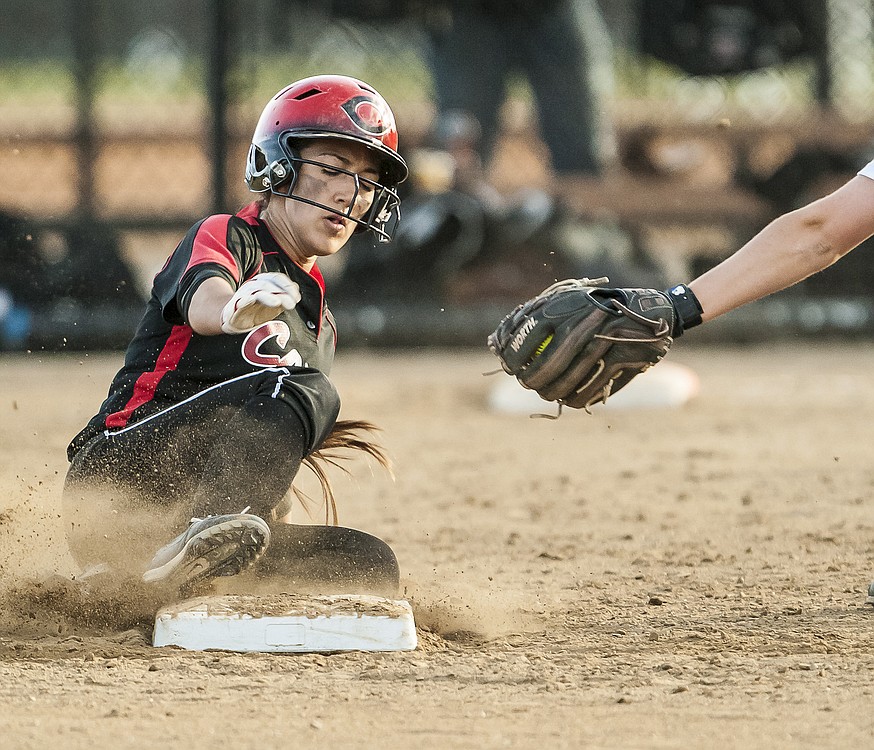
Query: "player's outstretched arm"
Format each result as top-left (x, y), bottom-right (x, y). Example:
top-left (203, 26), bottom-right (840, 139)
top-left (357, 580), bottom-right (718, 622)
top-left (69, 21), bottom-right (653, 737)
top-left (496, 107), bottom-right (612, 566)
top-left (188, 276), bottom-right (236, 335)
top-left (688, 174), bottom-right (874, 323)
top-left (488, 169), bottom-right (874, 410)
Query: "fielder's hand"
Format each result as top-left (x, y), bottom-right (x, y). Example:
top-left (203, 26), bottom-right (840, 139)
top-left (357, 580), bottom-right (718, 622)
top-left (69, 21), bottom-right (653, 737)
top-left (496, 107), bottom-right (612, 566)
top-left (220, 272), bottom-right (301, 334)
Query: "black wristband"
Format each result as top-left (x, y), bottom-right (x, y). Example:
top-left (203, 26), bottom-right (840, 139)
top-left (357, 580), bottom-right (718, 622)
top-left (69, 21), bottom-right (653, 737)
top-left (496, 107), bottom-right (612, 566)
top-left (666, 284), bottom-right (703, 336)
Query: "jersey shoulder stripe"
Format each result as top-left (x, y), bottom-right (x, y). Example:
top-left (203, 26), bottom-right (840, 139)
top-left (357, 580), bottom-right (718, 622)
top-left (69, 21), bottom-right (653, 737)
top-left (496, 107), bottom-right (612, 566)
top-left (184, 214), bottom-right (241, 283)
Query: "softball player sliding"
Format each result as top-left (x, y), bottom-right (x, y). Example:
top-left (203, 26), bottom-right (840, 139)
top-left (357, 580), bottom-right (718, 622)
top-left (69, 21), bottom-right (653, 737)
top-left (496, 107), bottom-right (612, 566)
top-left (63, 75), bottom-right (406, 592)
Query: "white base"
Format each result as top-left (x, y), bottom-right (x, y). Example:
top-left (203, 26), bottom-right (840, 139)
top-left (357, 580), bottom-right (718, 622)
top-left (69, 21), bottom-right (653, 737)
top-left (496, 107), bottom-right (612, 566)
top-left (488, 361), bottom-right (700, 414)
top-left (153, 593), bottom-right (417, 653)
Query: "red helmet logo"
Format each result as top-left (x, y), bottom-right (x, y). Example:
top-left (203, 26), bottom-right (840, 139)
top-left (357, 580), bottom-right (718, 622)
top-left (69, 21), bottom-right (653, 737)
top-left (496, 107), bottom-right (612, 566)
top-left (341, 96), bottom-right (392, 136)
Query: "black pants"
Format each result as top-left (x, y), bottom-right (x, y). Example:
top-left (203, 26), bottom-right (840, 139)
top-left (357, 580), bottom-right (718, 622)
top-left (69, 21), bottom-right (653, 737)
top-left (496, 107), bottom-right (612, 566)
top-left (246, 524), bottom-right (400, 598)
top-left (63, 367), bottom-right (340, 570)
top-left (428, 0), bottom-right (608, 174)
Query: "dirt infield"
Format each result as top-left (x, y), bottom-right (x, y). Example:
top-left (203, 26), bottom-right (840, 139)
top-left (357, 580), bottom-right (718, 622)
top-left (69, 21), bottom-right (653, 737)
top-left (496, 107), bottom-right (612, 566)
top-left (2, 342), bottom-right (874, 749)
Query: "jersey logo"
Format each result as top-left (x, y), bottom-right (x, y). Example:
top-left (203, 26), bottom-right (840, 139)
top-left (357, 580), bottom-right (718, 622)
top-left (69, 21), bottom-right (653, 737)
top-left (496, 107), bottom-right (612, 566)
top-left (341, 95), bottom-right (393, 136)
top-left (242, 321), bottom-right (303, 367)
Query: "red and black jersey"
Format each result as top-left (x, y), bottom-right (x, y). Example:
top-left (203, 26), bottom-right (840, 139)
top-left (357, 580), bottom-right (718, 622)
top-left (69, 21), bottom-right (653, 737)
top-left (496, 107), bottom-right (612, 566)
top-left (68, 202), bottom-right (337, 458)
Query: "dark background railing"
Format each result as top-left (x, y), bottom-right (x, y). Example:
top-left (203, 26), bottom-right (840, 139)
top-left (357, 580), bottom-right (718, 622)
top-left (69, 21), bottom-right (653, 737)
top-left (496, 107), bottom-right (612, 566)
top-left (2, 0), bottom-right (874, 350)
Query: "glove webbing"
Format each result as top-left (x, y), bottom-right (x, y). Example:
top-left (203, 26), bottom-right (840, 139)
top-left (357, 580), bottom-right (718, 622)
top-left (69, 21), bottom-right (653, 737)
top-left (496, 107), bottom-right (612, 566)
top-left (597, 299), bottom-right (672, 342)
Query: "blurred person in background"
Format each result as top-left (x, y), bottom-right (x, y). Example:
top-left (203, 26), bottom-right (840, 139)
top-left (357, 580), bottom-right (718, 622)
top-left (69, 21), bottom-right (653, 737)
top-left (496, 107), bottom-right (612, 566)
top-left (325, 1), bottom-right (648, 310)
top-left (424, 0), bottom-right (615, 185)
top-left (62, 74), bottom-right (406, 595)
top-left (372, 0), bottom-right (644, 303)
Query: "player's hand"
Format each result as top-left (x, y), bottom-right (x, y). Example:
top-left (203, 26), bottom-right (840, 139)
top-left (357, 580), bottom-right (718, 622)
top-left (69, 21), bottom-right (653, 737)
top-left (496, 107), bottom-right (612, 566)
top-left (220, 272), bottom-right (301, 334)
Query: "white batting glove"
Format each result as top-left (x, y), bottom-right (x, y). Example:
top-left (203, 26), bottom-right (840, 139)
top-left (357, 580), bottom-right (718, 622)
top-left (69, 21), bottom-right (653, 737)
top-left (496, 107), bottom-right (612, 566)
top-left (220, 272), bottom-right (301, 334)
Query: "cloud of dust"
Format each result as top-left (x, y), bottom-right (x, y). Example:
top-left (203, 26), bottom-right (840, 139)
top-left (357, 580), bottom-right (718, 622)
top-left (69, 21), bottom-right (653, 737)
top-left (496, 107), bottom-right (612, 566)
top-left (402, 569), bottom-right (542, 642)
top-left (0, 569), bottom-right (169, 638)
top-left (0, 478), bottom-right (542, 644)
top-left (0, 478), bottom-right (76, 585)
top-left (0, 479), bottom-right (180, 638)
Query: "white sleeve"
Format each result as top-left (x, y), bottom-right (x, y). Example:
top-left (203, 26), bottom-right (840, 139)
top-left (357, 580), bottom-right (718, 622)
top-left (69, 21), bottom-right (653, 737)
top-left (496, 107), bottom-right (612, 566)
top-left (858, 158), bottom-right (874, 181)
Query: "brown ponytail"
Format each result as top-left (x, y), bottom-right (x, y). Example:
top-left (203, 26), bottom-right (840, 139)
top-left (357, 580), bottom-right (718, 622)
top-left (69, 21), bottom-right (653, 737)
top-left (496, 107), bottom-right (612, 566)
top-left (290, 419), bottom-right (392, 525)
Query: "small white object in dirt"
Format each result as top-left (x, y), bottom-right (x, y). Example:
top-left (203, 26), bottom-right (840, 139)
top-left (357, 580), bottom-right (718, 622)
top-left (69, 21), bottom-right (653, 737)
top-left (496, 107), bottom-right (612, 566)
top-left (488, 361), bottom-right (700, 414)
top-left (153, 593), bottom-right (417, 653)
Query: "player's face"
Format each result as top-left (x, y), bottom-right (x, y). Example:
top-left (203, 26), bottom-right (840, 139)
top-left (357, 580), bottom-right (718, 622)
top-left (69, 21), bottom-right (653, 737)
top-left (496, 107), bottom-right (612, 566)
top-left (264, 139), bottom-right (381, 265)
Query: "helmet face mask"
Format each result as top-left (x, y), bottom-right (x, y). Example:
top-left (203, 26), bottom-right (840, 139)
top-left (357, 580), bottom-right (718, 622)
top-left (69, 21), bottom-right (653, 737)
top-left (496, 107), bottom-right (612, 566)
top-left (245, 75), bottom-right (407, 243)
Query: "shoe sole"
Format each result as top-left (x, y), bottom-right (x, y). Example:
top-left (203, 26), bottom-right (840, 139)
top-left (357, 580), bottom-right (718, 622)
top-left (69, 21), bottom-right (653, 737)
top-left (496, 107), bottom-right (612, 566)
top-left (143, 517), bottom-right (271, 586)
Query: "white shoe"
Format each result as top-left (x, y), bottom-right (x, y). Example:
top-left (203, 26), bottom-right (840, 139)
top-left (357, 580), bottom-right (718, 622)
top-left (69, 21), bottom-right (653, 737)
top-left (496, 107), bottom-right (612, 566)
top-left (142, 513), bottom-right (270, 587)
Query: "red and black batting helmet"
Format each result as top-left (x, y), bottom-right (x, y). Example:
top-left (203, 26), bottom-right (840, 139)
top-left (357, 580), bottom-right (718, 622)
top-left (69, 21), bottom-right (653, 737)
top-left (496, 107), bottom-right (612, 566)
top-left (245, 75), bottom-right (408, 242)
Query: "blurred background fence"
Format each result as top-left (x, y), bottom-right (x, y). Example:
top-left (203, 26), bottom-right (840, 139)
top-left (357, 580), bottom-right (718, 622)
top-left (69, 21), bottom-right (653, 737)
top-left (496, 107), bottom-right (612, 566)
top-left (3, 0), bottom-right (874, 350)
